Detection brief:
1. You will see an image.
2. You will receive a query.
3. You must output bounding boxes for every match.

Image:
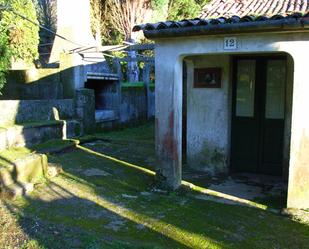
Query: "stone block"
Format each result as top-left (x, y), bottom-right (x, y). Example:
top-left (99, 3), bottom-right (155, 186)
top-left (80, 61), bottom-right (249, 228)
top-left (95, 110), bottom-right (117, 122)
top-left (65, 119), bottom-right (84, 138)
top-left (75, 89), bottom-right (95, 134)
top-left (0, 153), bottom-right (48, 188)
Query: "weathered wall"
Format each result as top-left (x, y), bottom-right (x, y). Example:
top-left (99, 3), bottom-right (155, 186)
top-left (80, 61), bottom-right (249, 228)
top-left (119, 86), bottom-right (155, 124)
top-left (282, 55), bottom-right (294, 180)
top-left (185, 55), bottom-right (230, 174)
top-left (287, 52), bottom-right (309, 209)
top-left (60, 53), bottom-right (86, 98)
top-left (0, 99), bottom-right (75, 127)
top-left (2, 69), bottom-right (63, 100)
top-left (120, 87), bottom-right (148, 123)
top-left (148, 87), bottom-right (155, 118)
top-left (75, 89), bottom-right (95, 134)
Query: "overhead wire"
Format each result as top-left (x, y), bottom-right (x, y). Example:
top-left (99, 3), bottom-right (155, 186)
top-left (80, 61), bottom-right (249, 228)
top-left (0, 3), bottom-right (151, 59)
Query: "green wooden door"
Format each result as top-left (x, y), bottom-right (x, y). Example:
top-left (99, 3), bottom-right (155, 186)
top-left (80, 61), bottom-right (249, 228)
top-left (231, 57), bottom-right (286, 176)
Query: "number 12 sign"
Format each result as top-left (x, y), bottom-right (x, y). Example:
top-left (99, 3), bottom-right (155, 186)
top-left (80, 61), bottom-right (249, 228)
top-left (224, 37), bottom-right (237, 50)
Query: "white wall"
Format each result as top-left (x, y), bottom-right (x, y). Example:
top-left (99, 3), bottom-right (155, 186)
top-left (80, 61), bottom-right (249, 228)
top-left (185, 55), bottom-right (230, 174)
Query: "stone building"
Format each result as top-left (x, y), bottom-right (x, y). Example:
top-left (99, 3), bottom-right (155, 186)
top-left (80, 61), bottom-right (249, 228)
top-left (134, 0), bottom-right (309, 209)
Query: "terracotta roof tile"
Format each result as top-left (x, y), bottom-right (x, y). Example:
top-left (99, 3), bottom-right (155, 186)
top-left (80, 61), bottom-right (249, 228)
top-left (200, 0), bottom-right (309, 19)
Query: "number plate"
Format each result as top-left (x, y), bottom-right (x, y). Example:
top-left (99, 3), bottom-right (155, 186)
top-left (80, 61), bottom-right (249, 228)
top-left (224, 37), bottom-right (237, 50)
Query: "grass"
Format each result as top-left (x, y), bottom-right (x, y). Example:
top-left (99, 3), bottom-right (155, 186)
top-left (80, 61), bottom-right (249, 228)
top-left (0, 120), bottom-right (64, 130)
top-left (31, 139), bottom-right (79, 154)
top-left (1, 123), bottom-right (309, 248)
top-left (0, 138), bottom-right (78, 168)
top-left (93, 122), bottom-right (155, 142)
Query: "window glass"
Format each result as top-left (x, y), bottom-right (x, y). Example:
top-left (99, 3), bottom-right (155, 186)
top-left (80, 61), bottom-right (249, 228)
top-left (265, 60), bottom-right (286, 119)
top-left (236, 60), bottom-right (256, 117)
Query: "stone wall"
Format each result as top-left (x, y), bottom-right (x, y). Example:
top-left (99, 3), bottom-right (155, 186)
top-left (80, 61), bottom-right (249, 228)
top-left (119, 86), bottom-right (154, 123)
top-left (0, 99), bottom-right (75, 127)
top-left (0, 122), bottom-right (65, 151)
top-left (2, 69), bottom-right (63, 100)
top-left (75, 89), bottom-right (95, 133)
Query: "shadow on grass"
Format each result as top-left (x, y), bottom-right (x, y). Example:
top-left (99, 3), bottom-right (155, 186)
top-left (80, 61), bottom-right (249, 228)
top-left (1, 145), bottom-right (309, 249)
top-left (81, 135), bottom-right (288, 211)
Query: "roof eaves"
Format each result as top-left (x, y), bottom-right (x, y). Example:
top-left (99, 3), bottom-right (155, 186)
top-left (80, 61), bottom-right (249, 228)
top-left (139, 17), bottom-right (309, 39)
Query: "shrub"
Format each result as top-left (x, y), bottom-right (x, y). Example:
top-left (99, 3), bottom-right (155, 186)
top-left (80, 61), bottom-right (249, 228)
top-left (0, 0), bottom-right (39, 92)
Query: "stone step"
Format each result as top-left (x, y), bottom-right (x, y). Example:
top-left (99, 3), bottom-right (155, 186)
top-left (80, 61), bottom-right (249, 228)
top-left (0, 121), bottom-right (64, 152)
top-left (0, 120), bottom-right (83, 152)
top-left (0, 153), bottom-right (48, 188)
top-left (0, 182), bottom-right (34, 199)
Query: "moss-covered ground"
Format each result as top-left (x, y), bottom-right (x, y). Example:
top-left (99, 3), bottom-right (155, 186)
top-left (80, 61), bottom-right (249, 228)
top-left (1, 123), bottom-right (309, 248)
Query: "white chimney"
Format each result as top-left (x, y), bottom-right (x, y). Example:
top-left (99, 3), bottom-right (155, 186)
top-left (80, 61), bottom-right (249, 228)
top-left (49, 0), bottom-right (97, 64)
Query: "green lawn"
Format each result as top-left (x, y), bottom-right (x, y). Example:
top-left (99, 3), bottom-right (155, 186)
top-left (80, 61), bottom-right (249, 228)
top-left (1, 123), bottom-right (309, 249)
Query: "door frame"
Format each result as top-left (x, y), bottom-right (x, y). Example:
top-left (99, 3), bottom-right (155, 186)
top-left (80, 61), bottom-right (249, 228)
top-left (230, 54), bottom-right (288, 175)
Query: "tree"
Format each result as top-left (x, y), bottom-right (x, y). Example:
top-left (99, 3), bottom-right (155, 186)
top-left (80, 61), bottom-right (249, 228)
top-left (0, 0), bottom-right (39, 91)
top-left (104, 0), bottom-right (153, 41)
top-left (90, 0), bottom-right (103, 43)
top-left (167, 0), bottom-right (203, 21)
top-left (34, 0), bottom-right (56, 63)
top-left (35, 0), bottom-right (56, 31)
top-left (90, 0), bottom-right (209, 45)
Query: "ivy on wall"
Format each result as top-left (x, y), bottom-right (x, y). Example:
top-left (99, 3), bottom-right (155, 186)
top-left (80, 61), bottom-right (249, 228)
top-left (0, 0), bottom-right (39, 92)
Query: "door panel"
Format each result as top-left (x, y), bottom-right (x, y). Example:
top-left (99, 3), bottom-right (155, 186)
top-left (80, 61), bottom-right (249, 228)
top-left (232, 57), bottom-right (286, 176)
top-left (232, 59), bottom-right (259, 173)
top-left (260, 60), bottom-right (286, 175)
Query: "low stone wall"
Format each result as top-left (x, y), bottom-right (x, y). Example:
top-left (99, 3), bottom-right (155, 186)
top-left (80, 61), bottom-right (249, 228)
top-left (148, 88), bottom-right (155, 118)
top-left (119, 85), bottom-right (155, 123)
top-left (2, 69), bottom-right (63, 100)
top-left (0, 99), bottom-right (75, 127)
top-left (75, 89), bottom-right (95, 134)
top-left (0, 121), bottom-right (65, 151)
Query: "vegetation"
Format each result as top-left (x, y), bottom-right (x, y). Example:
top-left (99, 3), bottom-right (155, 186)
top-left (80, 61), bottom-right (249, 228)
top-left (91, 0), bottom-right (210, 44)
top-left (34, 0), bottom-right (56, 32)
top-left (0, 0), bottom-right (39, 91)
top-left (1, 123), bottom-right (309, 248)
top-left (167, 0), bottom-right (202, 20)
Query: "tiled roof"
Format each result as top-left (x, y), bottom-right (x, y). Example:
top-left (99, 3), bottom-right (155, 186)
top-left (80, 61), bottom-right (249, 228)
top-left (133, 0), bottom-right (309, 37)
top-left (201, 0), bottom-right (309, 19)
top-left (133, 12), bottom-right (309, 33)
